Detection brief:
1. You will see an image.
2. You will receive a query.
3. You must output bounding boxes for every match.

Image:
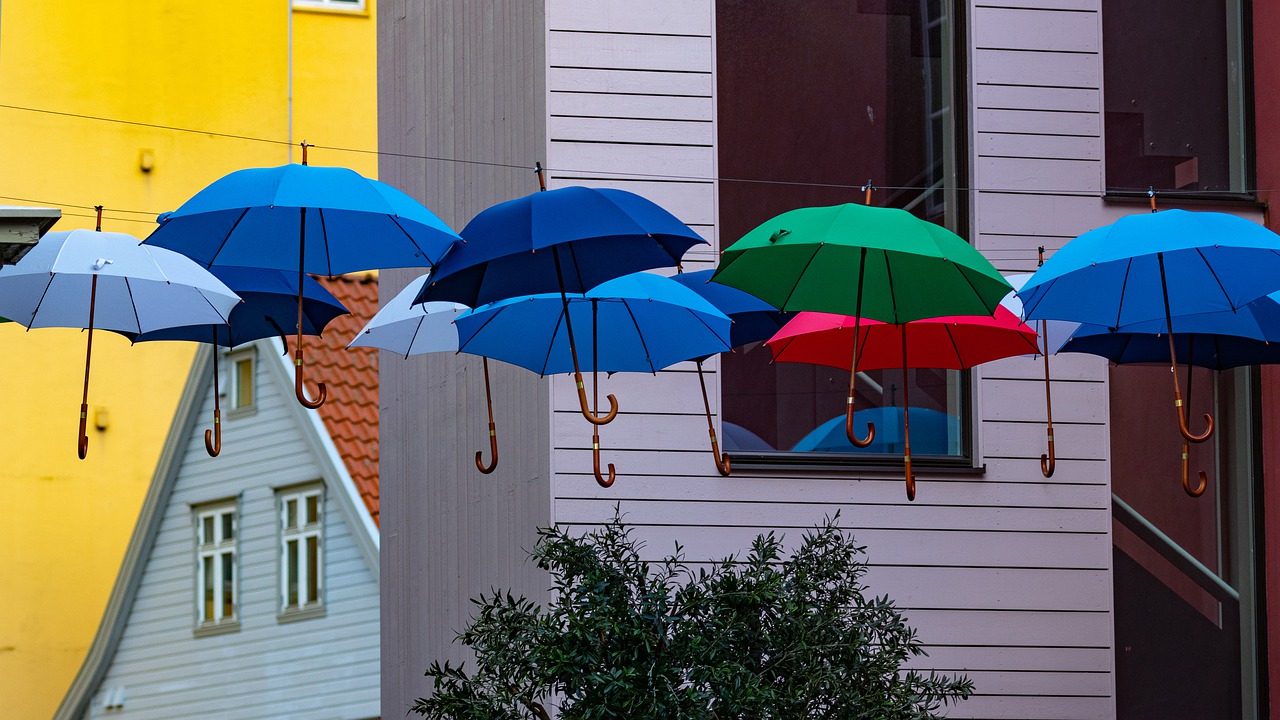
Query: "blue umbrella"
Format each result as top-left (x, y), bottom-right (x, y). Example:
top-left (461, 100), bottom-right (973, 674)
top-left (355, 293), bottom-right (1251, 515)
top-left (1018, 209), bottom-right (1280, 450)
top-left (790, 407), bottom-right (959, 455)
top-left (124, 267), bottom-right (349, 457)
top-left (668, 269), bottom-right (792, 475)
top-left (454, 272), bottom-right (731, 486)
top-left (145, 145), bottom-right (460, 408)
top-left (416, 171), bottom-right (708, 425)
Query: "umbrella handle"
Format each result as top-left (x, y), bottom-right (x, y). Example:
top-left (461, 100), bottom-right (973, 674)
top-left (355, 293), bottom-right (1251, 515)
top-left (575, 372), bottom-right (618, 425)
top-left (1040, 435), bottom-right (1056, 478)
top-left (294, 350), bottom-right (328, 409)
top-left (1181, 441), bottom-right (1207, 497)
top-left (205, 409), bottom-right (222, 457)
top-left (709, 428), bottom-right (731, 476)
top-left (1174, 391), bottom-right (1213, 443)
top-left (476, 421), bottom-right (498, 474)
top-left (904, 452), bottom-right (916, 501)
top-left (592, 431), bottom-right (616, 488)
top-left (844, 405), bottom-right (876, 447)
top-left (78, 404), bottom-right (89, 460)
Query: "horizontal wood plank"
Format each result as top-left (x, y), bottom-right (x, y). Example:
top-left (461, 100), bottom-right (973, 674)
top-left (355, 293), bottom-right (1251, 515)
top-left (973, 7), bottom-right (1100, 53)
top-left (548, 31), bottom-right (712, 73)
top-left (549, 0), bottom-right (712, 36)
top-left (973, 48), bottom-right (1100, 88)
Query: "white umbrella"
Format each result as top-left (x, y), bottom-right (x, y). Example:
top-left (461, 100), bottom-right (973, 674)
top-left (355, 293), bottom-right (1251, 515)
top-left (0, 224), bottom-right (240, 458)
top-left (348, 273), bottom-right (494, 469)
top-left (348, 273), bottom-right (465, 356)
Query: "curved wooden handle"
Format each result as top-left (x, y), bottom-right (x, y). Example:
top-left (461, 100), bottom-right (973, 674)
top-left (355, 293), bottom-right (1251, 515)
top-left (845, 403), bottom-right (875, 447)
top-left (476, 422), bottom-right (498, 474)
top-left (1040, 434), bottom-right (1055, 478)
top-left (1174, 393), bottom-right (1213, 443)
top-left (575, 373), bottom-right (618, 425)
top-left (78, 403), bottom-right (89, 460)
top-left (709, 429), bottom-right (731, 476)
top-left (294, 351), bottom-right (327, 409)
top-left (1181, 442), bottom-right (1207, 497)
top-left (592, 433), bottom-right (616, 488)
top-left (204, 409), bottom-right (221, 457)
top-left (904, 453), bottom-right (916, 501)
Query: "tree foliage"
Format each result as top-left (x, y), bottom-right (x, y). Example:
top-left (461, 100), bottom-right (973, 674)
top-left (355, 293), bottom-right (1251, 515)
top-left (413, 513), bottom-right (973, 719)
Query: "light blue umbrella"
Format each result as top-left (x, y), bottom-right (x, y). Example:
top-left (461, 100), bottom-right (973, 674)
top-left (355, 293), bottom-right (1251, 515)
top-left (144, 146), bottom-right (461, 408)
top-left (454, 272), bottom-right (732, 486)
top-left (791, 407), bottom-right (959, 455)
top-left (0, 223), bottom-right (240, 458)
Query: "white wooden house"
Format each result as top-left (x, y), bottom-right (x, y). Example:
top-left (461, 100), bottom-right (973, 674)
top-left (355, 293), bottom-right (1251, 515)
top-left (55, 275), bottom-right (382, 720)
top-left (378, 2), bottom-right (1266, 719)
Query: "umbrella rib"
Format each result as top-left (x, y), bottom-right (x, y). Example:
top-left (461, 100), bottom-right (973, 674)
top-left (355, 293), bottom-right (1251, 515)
top-left (1195, 247), bottom-right (1236, 310)
top-left (619, 298), bottom-right (657, 373)
top-left (1020, 277), bottom-right (1054, 321)
top-left (566, 241), bottom-right (587, 292)
top-left (1113, 258), bottom-right (1136, 329)
top-left (688, 309), bottom-right (733, 354)
top-left (319, 208), bottom-right (333, 278)
top-left (388, 215), bottom-right (440, 266)
top-left (124, 276), bottom-right (142, 333)
top-left (457, 304), bottom-right (508, 361)
top-left (25, 273), bottom-right (58, 327)
top-left (404, 315), bottom-right (425, 359)
top-left (953, 263), bottom-right (999, 315)
top-left (882, 249), bottom-right (900, 324)
top-left (207, 208), bottom-right (251, 267)
top-left (544, 305), bottom-right (568, 377)
top-left (943, 323), bottom-right (966, 369)
top-left (779, 245), bottom-right (824, 311)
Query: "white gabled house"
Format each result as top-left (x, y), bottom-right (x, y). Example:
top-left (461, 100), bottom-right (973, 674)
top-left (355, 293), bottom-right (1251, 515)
top-left (56, 275), bottom-right (382, 720)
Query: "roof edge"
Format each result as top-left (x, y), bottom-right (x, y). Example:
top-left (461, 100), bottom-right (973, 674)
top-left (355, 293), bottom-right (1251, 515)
top-left (53, 345), bottom-right (214, 720)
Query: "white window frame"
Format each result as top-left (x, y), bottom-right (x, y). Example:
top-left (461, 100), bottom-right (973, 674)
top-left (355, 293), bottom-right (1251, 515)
top-left (224, 347), bottom-right (257, 418)
top-left (278, 485), bottom-right (325, 621)
top-left (193, 500), bottom-right (239, 635)
top-left (292, 0), bottom-right (366, 12)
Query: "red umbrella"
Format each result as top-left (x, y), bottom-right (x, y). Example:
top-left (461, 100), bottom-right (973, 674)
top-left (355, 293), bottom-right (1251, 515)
top-left (766, 306), bottom-right (1040, 500)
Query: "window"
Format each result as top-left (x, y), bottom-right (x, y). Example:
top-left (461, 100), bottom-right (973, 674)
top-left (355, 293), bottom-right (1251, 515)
top-left (278, 486), bottom-right (324, 620)
top-left (292, 0), bottom-right (365, 12)
top-left (716, 0), bottom-right (968, 462)
top-left (194, 501), bottom-right (238, 633)
top-left (225, 348), bottom-right (256, 415)
top-left (1103, 0), bottom-right (1249, 194)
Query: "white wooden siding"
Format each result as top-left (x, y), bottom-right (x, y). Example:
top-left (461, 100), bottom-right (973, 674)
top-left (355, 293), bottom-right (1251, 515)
top-left (547, 1), bottom-right (1115, 718)
top-left (83, 346), bottom-right (379, 720)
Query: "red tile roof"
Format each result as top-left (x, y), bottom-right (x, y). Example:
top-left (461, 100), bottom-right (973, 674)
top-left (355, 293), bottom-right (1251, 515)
top-left (302, 273), bottom-right (380, 526)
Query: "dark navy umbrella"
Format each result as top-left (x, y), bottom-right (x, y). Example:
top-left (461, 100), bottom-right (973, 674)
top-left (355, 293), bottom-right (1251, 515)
top-left (669, 269), bottom-right (791, 475)
top-left (124, 266), bottom-right (349, 457)
top-left (416, 170), bottom-right (707, 427)
top-left (145, 145), bottom-right (459, 408)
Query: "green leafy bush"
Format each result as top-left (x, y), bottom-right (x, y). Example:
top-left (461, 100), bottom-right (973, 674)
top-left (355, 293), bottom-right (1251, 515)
top-left (413, 513), bottom-right (972, 719)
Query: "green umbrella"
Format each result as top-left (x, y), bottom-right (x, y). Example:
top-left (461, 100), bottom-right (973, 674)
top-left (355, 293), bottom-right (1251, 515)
top-left (711, 202), bottom-right (1011, 492)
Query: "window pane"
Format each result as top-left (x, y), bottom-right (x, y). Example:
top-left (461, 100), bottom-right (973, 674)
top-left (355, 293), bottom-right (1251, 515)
top-left (221, 553), bottom-right (234, 618)
top-left (1103, 0), bottom-right (1246, 192)
top-left (715, 0), bottom-right (965, 458)
top-left (306, 536), bottom-right (319, 603)
top-left (235, 358), bottom-right (254, 408)
top-left (221, 512), bottom-right (234, 542)
top-left (203, 556), bottom-right (214, 621)
top-left (286, 498), bottom-right (298, 530)
top-left (305, 495), bottom-right (319, 525)
top-left (201, 516), bottom-right (214, 546)
top-left (287, 539), bottom-right (299, 607)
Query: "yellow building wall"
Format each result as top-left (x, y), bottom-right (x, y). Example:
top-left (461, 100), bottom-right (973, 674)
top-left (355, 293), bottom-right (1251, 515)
top-left (0, 3), bottom-right (376, 718)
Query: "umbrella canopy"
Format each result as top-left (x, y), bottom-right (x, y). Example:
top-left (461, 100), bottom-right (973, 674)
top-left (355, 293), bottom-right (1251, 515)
top-left (1001, 273), bottom-right (1079, 356)
top-left (0, 227), bottom-right (241, 458)
top-left (766, 306), bottom-right (1037, 500)
top-left (415, 186), bottom-right (707, 308)
top-left (766, 307), bottom-right (1040, 372)
top-left (145, 163), bottom-right (459, 274)
top-left (144, 156), bottom-right (462, 409)
top-left (791, 407), bottom-right (959, 455)
top-left (1060, 326), bottom-right (1280, 370)
top-left (711, 203), bottom-right (1011, 322)
top-left (348, 273), bottom-right (466, 357)
top-left (1018, 209), bottom-right (1280, 456)
top-left (455, 272), bottom-right (732, 376)
top-left (122, 267), bottom-right (349, 458)
top-left (129, 266), bottom-right (348, 347)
